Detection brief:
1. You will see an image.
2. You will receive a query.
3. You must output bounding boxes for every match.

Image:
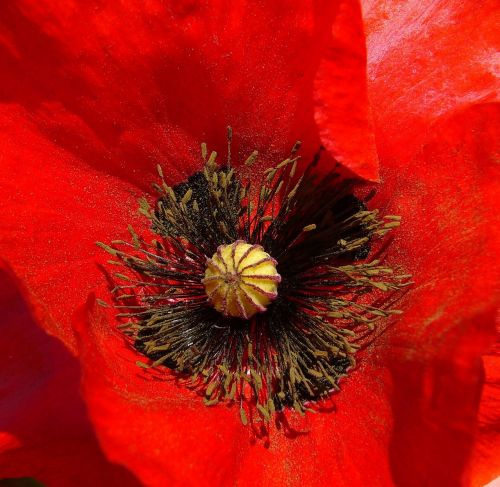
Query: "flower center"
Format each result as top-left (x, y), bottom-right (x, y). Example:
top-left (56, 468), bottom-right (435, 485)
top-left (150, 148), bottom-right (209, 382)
top-left (98, 130), bottom-right (411, 425)
top-left (203, 240), bottom-right (281, 319)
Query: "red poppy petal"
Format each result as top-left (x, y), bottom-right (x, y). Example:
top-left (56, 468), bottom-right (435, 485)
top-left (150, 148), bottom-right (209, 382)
top-left (0, 0), bottom-right (375, 184)
top-left (468, 325), bottom-right (500, 486)
top-left (372, 102), bottom-right (500, 485)
top-left (362, 0), bottom-right (499, 163)
top-left (0, 106), bottom-right (143, 351)
top-left (0, 0), bottom-right (383, 348)
top-left (0, 262), bottom-right (141, 487)
top-left (314, 0), bottom-right (380, 181)
top-left (74, 294), bottom-right (249, 487)
top-left (76, 293), bottom-right (400, 486)
top-left (236, 364), bottom-right (396, 486)
top-left (75, 104), bottom-right (499, 486)
top-left (236, 104), bottom-right (499, 486)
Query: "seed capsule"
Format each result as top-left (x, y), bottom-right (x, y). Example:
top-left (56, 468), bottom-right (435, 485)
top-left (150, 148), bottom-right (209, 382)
top-left (203, 241), bottom-right (281, 319)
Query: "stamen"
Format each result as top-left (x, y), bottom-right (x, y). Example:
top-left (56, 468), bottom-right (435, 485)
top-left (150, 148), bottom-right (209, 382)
top-left (98, 130), bottom-right (411, 425)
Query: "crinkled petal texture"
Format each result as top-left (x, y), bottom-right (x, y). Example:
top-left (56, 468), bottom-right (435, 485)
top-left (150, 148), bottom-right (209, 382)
top-left (362, 0), bottom-right (499, 163)
top-left (0, 0), bottom-right (375, 349)
top-left (375, 103), bottom-right (499, 487)
top-left (362, 2), bottom-right (500, 481)
top-left (0, 262), bottom-right (141, 487)
top-left (74, 103), bottom-right (499, 487)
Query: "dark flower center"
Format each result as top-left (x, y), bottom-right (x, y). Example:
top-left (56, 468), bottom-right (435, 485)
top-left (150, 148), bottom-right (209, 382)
top-left (98, 130), bottom-right (411, 425)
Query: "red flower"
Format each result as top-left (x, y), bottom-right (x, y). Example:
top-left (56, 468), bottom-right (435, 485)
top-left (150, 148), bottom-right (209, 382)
top-left (0, 1), bottom-right (498, 486)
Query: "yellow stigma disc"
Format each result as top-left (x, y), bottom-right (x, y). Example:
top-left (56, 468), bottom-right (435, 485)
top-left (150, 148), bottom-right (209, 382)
top-left (203, 241), bottom-right (281, 319)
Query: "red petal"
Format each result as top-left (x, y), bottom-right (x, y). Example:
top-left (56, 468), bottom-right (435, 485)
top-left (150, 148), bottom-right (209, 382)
top-left (314, 0), bottom-right (380, 181)
top-left (235, 363), bottom-right (396, 486)
top-left (372, 103), bottom-right (499, 485)
top-left (468, 322), bottom-right (500, 486)
top-left (362, 0), bottom-right (499, 164)
top-left (0, 262), bottom-right (141, 487)
top-left (77, 294), bottom-right (401, 486)
top-left (0, 1), bottom-right (381, 346)
top-left (0, 1), bottom-right (375, 181)
top-left (0, 106), bottom-right (144, 350)
top-left (74, 295), bottom-right (247, 487)
top-left (74, 101), bottom-right (499, 485)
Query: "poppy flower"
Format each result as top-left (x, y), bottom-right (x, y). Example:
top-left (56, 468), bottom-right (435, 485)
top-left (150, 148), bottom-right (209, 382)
top-left (0, 1), bottom-right (498, 487)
